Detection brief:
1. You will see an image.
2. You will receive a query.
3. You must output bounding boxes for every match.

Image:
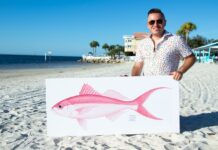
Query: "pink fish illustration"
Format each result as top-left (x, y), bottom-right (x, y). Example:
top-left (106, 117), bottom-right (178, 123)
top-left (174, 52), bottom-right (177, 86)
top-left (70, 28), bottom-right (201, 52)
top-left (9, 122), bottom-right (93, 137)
top-left (52, 84), bottom-right (167, 128)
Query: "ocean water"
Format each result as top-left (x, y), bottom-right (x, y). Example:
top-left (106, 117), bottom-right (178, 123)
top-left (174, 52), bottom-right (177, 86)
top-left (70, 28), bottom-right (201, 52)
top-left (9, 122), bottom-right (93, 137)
top-left (0, 54), bottom-right (83, 69)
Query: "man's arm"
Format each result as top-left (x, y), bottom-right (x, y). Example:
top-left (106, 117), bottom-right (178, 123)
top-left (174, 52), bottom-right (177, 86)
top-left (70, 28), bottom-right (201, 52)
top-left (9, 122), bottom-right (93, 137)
top-left (171, 54), bottom-right (196, 80)
top-left (131, 61), bottom-right (144, 76)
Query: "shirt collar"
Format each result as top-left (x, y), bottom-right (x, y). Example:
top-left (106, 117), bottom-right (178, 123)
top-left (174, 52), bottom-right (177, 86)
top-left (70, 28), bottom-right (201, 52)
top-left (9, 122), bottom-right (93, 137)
top-left (163, 30), bottom-right (172, 38)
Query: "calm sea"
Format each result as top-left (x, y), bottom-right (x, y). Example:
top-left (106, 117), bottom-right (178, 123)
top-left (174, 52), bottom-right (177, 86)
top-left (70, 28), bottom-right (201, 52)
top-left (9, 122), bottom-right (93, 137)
top-left (0, 54), bottom-right (83, 69)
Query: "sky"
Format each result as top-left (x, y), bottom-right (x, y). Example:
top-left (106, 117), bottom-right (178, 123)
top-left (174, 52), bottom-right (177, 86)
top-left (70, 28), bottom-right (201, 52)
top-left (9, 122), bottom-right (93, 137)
top-left (0, 0), bottom-right (218, 56)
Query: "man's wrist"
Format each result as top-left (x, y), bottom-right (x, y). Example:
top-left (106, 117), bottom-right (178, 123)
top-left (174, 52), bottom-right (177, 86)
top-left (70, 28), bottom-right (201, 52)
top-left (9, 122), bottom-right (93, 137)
top-left (177, 70), bottom-right (183, 75)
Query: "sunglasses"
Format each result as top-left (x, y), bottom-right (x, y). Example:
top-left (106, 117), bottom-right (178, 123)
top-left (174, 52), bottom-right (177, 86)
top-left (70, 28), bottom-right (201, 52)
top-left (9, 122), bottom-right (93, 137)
top-left (148, 19), bottom-right (163, 25)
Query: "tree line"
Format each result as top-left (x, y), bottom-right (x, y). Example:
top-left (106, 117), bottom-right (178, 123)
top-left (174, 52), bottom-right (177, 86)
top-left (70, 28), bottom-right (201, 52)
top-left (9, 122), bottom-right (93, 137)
top-left (89, 41), bottom-right (126, 59)
top-left (176, 22), bottom-right (218, 48)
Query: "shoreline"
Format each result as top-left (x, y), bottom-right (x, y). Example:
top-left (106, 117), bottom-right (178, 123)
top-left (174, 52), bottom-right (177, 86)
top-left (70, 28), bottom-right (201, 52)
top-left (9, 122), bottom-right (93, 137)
top-left (0, 62), bottom-right (134, 79)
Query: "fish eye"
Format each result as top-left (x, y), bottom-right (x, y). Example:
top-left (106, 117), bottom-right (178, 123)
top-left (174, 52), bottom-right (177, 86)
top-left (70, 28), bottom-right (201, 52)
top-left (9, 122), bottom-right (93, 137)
top-left (59, 105), bottom-right (62, 108)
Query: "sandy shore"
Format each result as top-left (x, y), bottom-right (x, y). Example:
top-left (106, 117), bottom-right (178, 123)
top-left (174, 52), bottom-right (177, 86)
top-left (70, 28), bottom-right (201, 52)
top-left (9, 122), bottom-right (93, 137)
top-left (1, 62), bottom-right (218, 150)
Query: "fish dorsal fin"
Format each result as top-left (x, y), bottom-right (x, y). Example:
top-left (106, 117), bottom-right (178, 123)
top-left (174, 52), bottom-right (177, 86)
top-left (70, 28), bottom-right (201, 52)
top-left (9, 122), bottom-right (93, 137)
top-left (103, 90), bottom-right (130, 101)
top-left (79, 84), bottom-right (101, 95)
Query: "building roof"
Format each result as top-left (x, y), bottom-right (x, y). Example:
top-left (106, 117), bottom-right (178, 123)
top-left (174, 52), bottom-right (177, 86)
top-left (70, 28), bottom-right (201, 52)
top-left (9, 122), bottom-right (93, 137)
top-left (193, 42), bottom-right (218, 52)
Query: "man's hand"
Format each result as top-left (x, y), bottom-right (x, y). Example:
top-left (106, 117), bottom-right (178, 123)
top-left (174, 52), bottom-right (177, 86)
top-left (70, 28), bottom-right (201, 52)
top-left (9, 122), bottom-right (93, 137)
top-left (170, 71), bottom-right (183, 81)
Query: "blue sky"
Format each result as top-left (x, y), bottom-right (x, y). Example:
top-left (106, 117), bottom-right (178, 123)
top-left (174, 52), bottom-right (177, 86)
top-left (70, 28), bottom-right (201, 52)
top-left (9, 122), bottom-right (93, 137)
top-left (0, 0), bottom-right (218, 56)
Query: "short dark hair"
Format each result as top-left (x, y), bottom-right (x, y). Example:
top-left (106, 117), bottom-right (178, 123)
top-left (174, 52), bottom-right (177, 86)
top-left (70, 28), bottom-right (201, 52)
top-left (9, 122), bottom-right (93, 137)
top-left (147, 8), bottom-right (165, 19)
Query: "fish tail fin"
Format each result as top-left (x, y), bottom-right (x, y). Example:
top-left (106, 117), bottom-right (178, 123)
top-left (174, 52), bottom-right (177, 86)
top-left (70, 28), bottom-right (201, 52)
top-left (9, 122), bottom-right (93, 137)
top-left (133, 87), bottom-right (168, 120)
top-left (137, 105), bottom-right (161, 120)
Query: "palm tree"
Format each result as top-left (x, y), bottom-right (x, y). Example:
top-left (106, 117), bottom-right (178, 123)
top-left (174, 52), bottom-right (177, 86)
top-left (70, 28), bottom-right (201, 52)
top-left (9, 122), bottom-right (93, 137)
top-left (102, 43), bottom-right (110, 55)
top-left (188, 35), bottom-right (207, 48)
top-left (90, 40), bottom-right (100, 56)
top-left (176, 29), bottom-right (185, 37)
top-left (107, 44), bottom-right (124, 59)
top-left (106, 45), bottom-right (115, 59)
top-left (176, 22), bottom-right (197, 43)
top-left (115, 45), bottom-right (124, 59)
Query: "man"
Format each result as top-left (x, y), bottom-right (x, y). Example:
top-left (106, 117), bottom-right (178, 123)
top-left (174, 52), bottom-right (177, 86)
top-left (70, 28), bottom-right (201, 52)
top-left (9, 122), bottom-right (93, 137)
top-left (132, 8), bottom-right (196, 80)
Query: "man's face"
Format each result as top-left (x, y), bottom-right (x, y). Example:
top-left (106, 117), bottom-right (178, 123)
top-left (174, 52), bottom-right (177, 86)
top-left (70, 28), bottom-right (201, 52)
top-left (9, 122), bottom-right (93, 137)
top-left (147, 13), bottom-right (166, 36)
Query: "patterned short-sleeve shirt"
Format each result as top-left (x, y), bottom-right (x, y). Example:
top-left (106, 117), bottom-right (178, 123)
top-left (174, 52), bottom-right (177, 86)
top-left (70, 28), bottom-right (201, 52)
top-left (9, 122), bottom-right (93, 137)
top-left (135, 31), bottom-right (193, 75)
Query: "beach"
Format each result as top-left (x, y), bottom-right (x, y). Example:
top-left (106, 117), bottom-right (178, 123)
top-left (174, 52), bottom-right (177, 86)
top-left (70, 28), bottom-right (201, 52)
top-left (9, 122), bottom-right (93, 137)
top-left (1, 62), bottom-right (218, 150)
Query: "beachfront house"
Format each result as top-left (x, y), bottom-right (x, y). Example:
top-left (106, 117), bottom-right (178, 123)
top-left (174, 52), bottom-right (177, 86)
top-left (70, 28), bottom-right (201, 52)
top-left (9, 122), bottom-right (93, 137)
top-left (123, 35), bottom-right (136, 53)
top-left (192, 42), bottom-right (218, 63)
top-left (123, 33), bottom-right (148, 54)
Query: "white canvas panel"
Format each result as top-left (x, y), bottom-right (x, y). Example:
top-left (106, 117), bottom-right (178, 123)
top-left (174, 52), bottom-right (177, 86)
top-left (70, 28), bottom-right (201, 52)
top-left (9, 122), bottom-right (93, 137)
top-left (46, 76), bottom-right (179, 136)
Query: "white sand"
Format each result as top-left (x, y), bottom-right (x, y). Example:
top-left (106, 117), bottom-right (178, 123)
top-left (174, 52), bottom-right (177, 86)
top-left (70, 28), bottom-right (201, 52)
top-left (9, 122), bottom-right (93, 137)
top-left (1, 62), bottom-right (218, 150)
